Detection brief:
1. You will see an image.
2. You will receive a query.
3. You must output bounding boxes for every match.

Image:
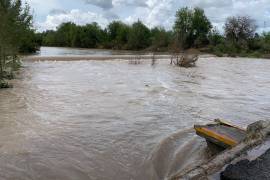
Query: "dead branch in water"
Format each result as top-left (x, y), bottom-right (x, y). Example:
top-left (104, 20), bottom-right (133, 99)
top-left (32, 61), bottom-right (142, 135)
top-left (129, 53), bottom-right (142, 65)
top-left (170, 53), bottom-right (198, 67)
top-left (151, 52), bottom-right (157, 66)
top-left (170, 48), bottom-right (199, 68)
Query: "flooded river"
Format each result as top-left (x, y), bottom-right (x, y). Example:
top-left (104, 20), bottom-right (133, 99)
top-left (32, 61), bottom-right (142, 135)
top-left (34, 46), bottom-right (153, 57)
top-left (1, 48), bottom-right (270, 179)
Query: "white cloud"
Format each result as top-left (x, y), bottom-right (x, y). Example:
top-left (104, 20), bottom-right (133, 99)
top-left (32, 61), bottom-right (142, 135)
top-left (124, 0), bottom-right (175, 29)
top-left (116, 0), bottom-right (147, 7)
top-left (189, 0), bottom-right (233, 8)
top-left (84, 0), bottom-right (113, 9)
top-left (31, 0), bottom-right (270, 32)
top-left (37, 9), bottom-right (109, 31)
top-left (25, 0), bottom-right (60, 15)
top-left (178, 0), bottom-right (270, 32)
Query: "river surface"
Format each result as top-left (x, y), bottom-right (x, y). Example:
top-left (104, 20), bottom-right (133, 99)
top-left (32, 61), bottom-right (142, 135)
top-left (35, 47), bottom-right (152, 57)
top-left (1, 47), bottom-right (270, 180)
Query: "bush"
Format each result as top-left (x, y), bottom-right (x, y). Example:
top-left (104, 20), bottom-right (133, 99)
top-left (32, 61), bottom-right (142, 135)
top-left (0, 80), bottom-right (12, 89)
top-left (249, 51), bottom-right (262, 58)
top-left (213, 50), bottom-right (224, 57)
top-left (3, 71), bottom-right (15, 80)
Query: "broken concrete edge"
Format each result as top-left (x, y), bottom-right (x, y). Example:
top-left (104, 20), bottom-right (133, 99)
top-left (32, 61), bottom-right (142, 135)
top-left (169, 120), bottom-right (270, 180)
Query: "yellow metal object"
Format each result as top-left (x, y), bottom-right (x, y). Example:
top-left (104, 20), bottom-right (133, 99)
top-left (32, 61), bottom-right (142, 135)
top-left (195, 126), bottom-right (238, 147)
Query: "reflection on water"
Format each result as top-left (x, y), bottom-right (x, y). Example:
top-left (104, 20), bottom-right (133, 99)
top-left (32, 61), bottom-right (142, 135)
top-left (1, 54), bottom-right (270, 180)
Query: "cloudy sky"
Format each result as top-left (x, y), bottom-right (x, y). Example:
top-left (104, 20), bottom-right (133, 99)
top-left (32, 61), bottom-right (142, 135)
top-left (24, 0), bottom-right (270, 32)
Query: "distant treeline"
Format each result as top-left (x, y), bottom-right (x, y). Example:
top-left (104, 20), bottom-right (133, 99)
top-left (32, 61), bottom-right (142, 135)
top-left (37, 7), bottom-right (270, 57)
top-left (37, 21), bottom-right (173, 51)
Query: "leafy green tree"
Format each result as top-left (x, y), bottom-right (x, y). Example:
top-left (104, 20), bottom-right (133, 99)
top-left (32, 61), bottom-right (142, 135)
top-left (0, 0), bottom-right (34, 81)
top-left (173, 7), bottom-right (193, 49)
top-left (107, 21), bottom-right (130, 49)
top-left (19, 29), bottom-right (38, 53)
top-left (150, 27), bottom-right (171, 51)
top-left (127, 20), bottom-right (151, 50)
top-left (173, 7), bottom-right (212, 49)
top-left (54, 22), bottom-right (78, 47)
top-left (78, 22), bottom-right (104, 48)
top-left (208, 27), bottom-right (224, 46)
top-left (42, 30), bottom-right (57, 46)
top-left (192, 8), bottom-right (212, 47)
top-left (259, 32), bottom-right (270, 53)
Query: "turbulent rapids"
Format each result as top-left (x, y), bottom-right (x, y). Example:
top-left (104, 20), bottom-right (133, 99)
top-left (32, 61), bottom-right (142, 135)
top-left (1, 47), bottom-right (270, 180)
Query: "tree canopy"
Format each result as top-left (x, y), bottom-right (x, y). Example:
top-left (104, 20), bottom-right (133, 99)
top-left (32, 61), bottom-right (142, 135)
top-left (173, 7), bottom-right (212, 49)
top-left (41, 20), bottom-right (168, 51)
top-left (0, 0), bottom-right (36, 82)
top-left (127, 20), bottom-right (151, 50)
top-left (107, 21), bottom-right (130, 49)
top-left (224, 16), bottom-right (257, 49)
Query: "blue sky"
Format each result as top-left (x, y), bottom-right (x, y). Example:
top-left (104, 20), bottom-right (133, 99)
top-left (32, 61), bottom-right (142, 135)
top-left (25, 0), bottom-right (270, 32)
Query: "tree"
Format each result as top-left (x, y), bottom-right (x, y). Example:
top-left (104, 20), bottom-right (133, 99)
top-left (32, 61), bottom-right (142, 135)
top-left (54, 22), bottom-right (78, 47)
top-left (209, 27), bottom-right (224, 46)
top-left (107, 21), bottom-right (130, 49)
top-left (192, 8), bottom-right (212, 47)
top-left (173, 7), bottom-right (212, 49)
top-left (150, 27), bottom-right (171, 51)
top-left (259, 32), bottom-right (270, 53)
top-left (0, 0), bottom-right (34, 81)
top-left (224, 16), bottom-right (257, 49)
top-left (42, 30), bottom-right (57, 46)
top-left (173, 7), bottom-right (193, 49)
top-left (78, 22), bottom-right (104, 48)
top-left (127, 20), bottom-right (151, 50)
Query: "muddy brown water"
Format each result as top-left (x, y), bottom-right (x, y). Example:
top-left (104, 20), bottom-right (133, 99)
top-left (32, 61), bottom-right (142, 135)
top-left (32, 46), bottom-right (164, 57)
top-left (1, 48), bottom-right (270, 180)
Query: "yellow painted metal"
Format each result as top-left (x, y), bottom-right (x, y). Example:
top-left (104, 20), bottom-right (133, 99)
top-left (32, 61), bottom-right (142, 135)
top-left (194, 126), bottom-right (238, 147)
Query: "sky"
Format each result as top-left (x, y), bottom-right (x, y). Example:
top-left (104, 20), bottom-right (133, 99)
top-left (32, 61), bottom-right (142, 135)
top-left (24, 0), bottom-right (270, 32)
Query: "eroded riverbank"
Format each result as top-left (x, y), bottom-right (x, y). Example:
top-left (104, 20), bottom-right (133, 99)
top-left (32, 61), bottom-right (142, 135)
top-left (1, 55), bottom-right (270, 179)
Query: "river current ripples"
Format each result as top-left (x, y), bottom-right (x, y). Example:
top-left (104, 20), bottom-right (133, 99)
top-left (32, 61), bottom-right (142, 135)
top-left (0, 49), bottom-right (270, 179)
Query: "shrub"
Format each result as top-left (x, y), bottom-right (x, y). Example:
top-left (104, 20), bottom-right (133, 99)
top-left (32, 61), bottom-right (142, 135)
top-left (0, 80), bottom-right (12, 89)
